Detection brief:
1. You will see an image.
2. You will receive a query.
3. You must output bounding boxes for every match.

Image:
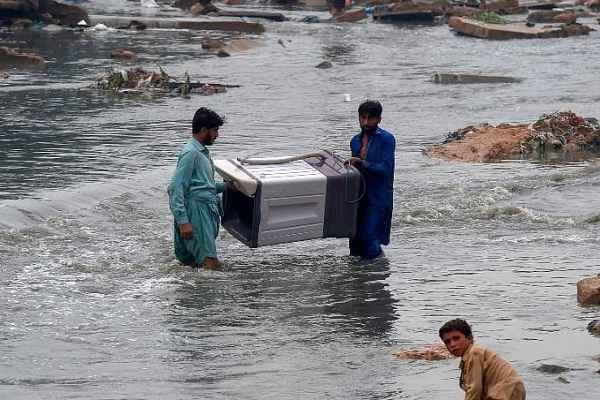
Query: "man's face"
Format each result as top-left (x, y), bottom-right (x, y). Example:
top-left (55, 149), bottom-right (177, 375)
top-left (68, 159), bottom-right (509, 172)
top-left (441, 330), bottom-right (472, 357)
top-left (201, 127), bottom-right (219, 145)
top-left (359, 113), bottom-right (380, 135)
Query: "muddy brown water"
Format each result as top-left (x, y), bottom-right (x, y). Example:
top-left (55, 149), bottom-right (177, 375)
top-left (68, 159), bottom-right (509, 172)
top-left (1, 2), bottom-right (600, 399)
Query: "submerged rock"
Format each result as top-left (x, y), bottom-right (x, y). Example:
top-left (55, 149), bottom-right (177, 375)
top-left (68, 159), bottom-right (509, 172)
top-left (425, 111), bottom-right (600, 163)
top-left (432, 72), bottom-right (521, 84)
top-left (118, 19), bottom-right (146, 31)
top-left (315, 61), bottom-right (332, 69)
top-left (578, 275), bottom-right (600, 305)
top-left (110, 48), bottom-right (136, 61)
top-left (216, 49), bottom-right (230, 57)
top-left (0, 46), bottom-right (46, 69)
top-left (537, 364), bottom-right (571, 374)
top-left (588, 320), bottom-right (600, 335)
top-left (201, 37), bottom-right (256, 55)
top-left (393, 344), bottom-right (451, 361)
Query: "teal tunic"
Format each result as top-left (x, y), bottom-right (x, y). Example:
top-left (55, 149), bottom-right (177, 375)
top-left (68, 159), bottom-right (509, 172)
top-left (167, 138), bottom-right (224, 265)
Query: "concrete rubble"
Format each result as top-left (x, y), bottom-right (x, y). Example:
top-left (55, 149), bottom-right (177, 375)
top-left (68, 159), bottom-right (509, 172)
top-left (588, 320), bottom-right (600, 335)
top-left (425, 111), bottom-right (600, 162)
top-left (449, 15), bottom-right (593, 39)
top-left (432, 72), bottom-right (522, 83)
top-left (88, 15), bottom-right (265, 34)
top-left (577, 274), bottom-right (600, 305)
top-left (527, 9), bottom-right (577, 23)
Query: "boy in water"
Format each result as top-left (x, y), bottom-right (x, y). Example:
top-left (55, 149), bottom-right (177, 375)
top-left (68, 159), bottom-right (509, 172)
top-left (439, 319), bottom-right (526, 400)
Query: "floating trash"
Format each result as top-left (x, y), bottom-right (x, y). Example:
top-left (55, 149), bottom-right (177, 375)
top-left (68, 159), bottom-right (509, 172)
top-left (94, 66), bottom-right (238, 96)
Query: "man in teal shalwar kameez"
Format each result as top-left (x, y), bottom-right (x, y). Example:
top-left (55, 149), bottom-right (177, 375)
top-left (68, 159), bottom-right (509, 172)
top-left (168, 107), bottom-right (225, 269)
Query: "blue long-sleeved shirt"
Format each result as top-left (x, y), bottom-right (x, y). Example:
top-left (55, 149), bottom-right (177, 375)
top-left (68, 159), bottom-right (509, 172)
top-left (168, 138), bottom-right (224, 225)
top-left (350, 126), bottom-right (395, 208)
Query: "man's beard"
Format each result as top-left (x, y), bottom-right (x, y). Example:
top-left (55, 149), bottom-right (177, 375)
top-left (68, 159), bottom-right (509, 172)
top-left (361, 125), bottom-right (376, 135)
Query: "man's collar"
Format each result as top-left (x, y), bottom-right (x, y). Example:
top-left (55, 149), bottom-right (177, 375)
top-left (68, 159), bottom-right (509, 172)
top-left (361, 127), bottom-right (382, 137)
top-left (461, 343), bottom-right (474, 360)
top-left (191, 137), bottom-right (208, 152)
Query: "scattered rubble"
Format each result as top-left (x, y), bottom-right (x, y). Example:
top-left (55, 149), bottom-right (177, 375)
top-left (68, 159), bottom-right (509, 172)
top-left (449, 16), bottom-right (593, 39)
top-left (0, 70), bottom-right (8, 79)
top-left (425, 111), bottom-right (600, 162)
top-left (315, 60), bottom-right (333, 69)
top-left (87, 15), bottom-right (265, 34)
top-left (200, 37), bottom-right (257, 56)
top-left (174, 0), bottom-right (218, 14)
top-left (334, 8), bottom-right (367, 22)
top-left (215, 9), bottom-right (288, 21)
top-left (372, 0), bottom-right (448, 22)
top-left (190, 2), bottom-right (219, 16)
top-left (94, 66), bottom-right (237, 96)
top-left (117, 19), bottom-right (147, 31)
top-left (217, 49), bottom-right (230, 57)
top-left (588, 320), bottom-right (600, 335)
top-left (0, 46), bottom-right (46, 69)
top-left (577, 274), bottom-right (600, 305)
top-left (432, 72), bottom-right (521, 83)
top-left (393, 344), bottom-right (451, 361)
top-left (527, 10), bottom-right (576, 23)
top-left (537, 364), bottom-right (571, 374)
top-left (110, 48), bottom-right (137, 61)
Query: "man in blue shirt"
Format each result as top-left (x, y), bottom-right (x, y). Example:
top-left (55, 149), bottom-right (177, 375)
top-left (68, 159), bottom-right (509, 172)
top-left (346, 100), bottom-right (395, 259)
top-left (168, 107), bottom-right (225, 269)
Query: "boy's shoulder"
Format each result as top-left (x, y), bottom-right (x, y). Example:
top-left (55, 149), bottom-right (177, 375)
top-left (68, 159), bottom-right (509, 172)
top-left (466, 344), bottom-right (495, 360)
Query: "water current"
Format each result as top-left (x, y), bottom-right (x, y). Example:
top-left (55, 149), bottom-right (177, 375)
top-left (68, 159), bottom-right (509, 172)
top-left (1, 1), bottom-right (599, 399)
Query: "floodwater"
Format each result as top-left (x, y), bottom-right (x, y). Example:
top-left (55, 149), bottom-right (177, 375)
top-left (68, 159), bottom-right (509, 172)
top-left (1, 1), bottom-right (600, 399)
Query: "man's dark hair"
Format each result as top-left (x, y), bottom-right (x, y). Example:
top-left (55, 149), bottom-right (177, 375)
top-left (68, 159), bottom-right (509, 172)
top-left (192, 107), bottom-right (224, 134)
top-left (439, 319), bottom-right (473, 340)
top-left (358, 100), bottom-right (383, 118)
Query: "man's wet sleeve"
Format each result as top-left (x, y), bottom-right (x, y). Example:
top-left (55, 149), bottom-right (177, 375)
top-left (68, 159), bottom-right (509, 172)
top-left (168, 151), bottom-right (195, 225)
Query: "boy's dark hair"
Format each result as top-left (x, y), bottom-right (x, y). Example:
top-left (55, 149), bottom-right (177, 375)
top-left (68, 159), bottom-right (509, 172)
top-left (439, 319), bottom-right (473, 340)
top-left (192, 107), bottom-right (224, 134)
top-left (358, 100), bottom-right (383, 118)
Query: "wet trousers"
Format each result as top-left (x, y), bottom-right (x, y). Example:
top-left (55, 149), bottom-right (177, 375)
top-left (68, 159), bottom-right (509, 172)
top-left (173, 199), bottom-right (220, 265)
top-left (349, 203), bottom-right (391, 260)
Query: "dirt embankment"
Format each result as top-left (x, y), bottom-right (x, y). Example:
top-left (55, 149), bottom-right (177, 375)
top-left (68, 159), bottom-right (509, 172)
top-left (426, 112), bottom-right (600, 162)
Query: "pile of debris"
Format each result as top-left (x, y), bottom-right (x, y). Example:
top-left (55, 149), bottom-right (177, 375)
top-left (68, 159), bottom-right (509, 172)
top-left (521, 111), bottom-right (600, 156)
top-left (393, 344), bottom-right (452, 361)
top-left (426, 111), bottom-right (600, 162)
top-left (94, 66), bottom-right (235, 96)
